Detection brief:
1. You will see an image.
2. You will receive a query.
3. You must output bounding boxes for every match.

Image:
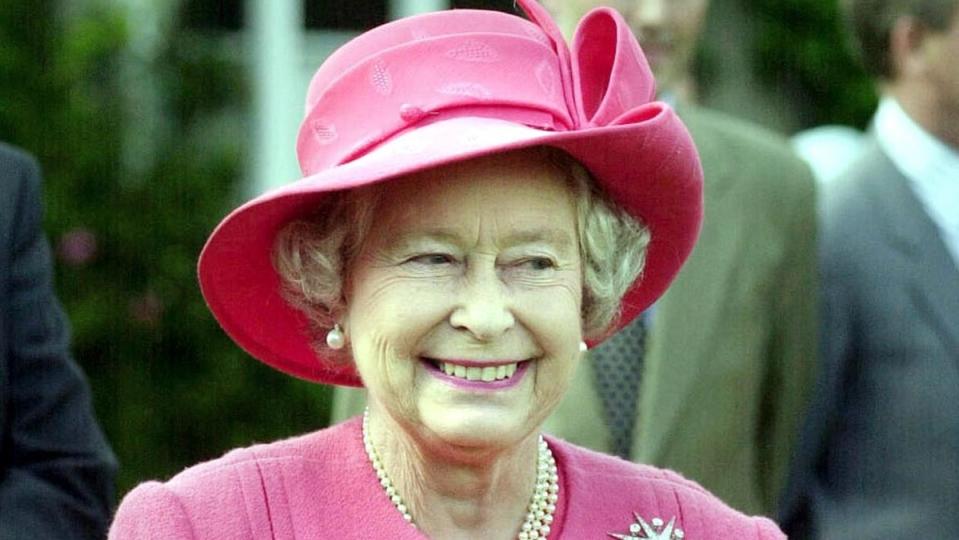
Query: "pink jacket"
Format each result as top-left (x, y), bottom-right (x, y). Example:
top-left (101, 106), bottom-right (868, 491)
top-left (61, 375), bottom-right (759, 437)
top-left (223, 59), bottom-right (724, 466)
top-left (110, 418), bottom-right (784, 539)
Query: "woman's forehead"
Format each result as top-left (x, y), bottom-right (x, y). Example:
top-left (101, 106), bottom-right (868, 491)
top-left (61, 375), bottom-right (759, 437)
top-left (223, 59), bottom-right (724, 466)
top-left (355, 152), bottom-right (577, 250)
top-left (376, 151), bottom-right (575, 216)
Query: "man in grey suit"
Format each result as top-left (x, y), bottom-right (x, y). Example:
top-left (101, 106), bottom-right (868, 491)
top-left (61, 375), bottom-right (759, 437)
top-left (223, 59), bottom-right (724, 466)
top-left (779, 0), bottom-right (959, 537)
top-left (0, 142), bottom-right (116, 539)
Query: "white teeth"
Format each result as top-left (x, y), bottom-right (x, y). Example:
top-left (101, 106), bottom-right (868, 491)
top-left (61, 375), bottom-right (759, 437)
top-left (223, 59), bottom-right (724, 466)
top-left (466, 366), bottom-right (482, 381)
top-left (437, 361), bottom-right (520, 382)
top-left (481, 366), bottom-right (496, 382)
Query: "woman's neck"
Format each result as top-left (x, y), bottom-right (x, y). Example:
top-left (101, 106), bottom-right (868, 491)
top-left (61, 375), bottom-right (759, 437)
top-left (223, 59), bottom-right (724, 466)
top-left (367, 409), bottom-right (541, 539)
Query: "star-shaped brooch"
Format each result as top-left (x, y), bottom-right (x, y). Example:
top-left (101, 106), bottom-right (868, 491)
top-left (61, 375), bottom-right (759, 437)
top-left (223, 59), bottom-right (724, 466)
top-left (608, 514), bottom-right (685, 539)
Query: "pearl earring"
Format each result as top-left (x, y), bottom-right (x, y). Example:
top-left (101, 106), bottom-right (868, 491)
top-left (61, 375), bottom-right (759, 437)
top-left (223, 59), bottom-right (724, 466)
top-left (579, 341), bottom-right (588, 353)
top-left (326, 324), bottom-right (345, 350)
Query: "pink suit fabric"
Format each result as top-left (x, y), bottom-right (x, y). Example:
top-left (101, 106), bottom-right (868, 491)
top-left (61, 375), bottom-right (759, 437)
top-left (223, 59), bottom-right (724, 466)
top-left (109, 418), bottom-right (784, 539)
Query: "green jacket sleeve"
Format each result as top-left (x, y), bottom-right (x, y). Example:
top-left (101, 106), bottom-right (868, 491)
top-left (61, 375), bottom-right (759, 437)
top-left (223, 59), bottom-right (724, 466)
top-left (759, 161), bottom-right (818, 515)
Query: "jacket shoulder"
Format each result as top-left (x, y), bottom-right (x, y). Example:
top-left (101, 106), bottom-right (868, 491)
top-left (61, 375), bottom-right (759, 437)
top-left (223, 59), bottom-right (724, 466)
top-left (109, 482), bottom-right (197, 540)
top-left (820, 142), bottom-right (890, 219)
top-left (552, 439), bottom-right (785, 539)
top-left (109, 448), bottom-right (278, 539)
top-left (0, 142), bottom-right (41, 234)
top-left (0, 142), bottom-right (40, 189)
top-left (110, 421), bottom-right (359, 539)
top-left (682, 107), bottom-right (795, 159)
top-left (818, 142), bottom-right (899, 255)
top-left (684, 107), bottom-right (812, 180)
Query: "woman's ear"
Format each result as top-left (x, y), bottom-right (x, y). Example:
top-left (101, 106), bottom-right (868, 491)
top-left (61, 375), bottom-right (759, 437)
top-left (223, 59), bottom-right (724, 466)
top-left (889, 16), bottom-right (928, 80)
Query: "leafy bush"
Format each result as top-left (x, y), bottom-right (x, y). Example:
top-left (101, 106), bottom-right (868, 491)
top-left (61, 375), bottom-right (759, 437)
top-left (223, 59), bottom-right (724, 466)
top-left (1, 0), bottom-right (330, 495)
top-left (746, 0), bottom-right (877, 128)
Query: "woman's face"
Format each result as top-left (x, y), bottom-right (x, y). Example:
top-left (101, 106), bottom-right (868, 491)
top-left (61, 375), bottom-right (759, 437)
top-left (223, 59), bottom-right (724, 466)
top-left (346, 149), bottom-right (584, 450)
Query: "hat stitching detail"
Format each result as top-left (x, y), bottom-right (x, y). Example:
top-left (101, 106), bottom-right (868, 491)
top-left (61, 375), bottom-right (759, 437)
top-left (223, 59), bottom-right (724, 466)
top-left (445, 39), bottom-right (500, 63)
top-left (369, 59), bottom-right (393, 96)
top-left (310, 120), bottom-right (338, 146)
top-left (437, 82), bottom-right (493, 101)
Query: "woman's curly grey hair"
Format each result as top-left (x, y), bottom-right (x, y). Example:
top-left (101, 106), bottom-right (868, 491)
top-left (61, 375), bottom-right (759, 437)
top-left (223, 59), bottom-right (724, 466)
top-left (273, 147), bottom-right (651, 360)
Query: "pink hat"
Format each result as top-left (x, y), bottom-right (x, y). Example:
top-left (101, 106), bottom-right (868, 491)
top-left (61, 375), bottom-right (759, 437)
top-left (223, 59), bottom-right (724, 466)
top-left (198, 0), bottom-right (703, 386)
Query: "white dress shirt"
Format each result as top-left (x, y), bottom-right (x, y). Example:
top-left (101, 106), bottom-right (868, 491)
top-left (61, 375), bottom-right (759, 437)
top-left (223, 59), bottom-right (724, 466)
top-left (874, 97), bottom-right (959, 268)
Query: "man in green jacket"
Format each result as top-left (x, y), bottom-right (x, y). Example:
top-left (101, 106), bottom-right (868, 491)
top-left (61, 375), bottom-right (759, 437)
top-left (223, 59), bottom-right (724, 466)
top-left (333, 0), bottom-right (817, 518)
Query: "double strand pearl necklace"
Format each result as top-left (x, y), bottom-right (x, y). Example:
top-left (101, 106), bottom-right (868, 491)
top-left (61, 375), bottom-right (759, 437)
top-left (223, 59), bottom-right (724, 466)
top-left (361, 409), bottom-right (560, 539)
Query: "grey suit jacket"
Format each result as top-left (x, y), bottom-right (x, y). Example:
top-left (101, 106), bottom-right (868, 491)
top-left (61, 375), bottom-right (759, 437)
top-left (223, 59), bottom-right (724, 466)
top-left (0, 143), bottom-right (116, 539)
top-left (780, 139), bottom-right (959, 538)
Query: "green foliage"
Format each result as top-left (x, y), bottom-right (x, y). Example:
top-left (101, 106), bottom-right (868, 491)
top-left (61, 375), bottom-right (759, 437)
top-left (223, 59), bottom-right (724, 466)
top-left (746, 0), bottom-right (878, 128)
top-left (1, 0), bottom-right (330, 496)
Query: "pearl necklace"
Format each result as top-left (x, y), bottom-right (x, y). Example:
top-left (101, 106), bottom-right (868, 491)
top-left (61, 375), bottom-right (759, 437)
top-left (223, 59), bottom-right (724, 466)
top-left (361, 409), bottom-right (559, 539)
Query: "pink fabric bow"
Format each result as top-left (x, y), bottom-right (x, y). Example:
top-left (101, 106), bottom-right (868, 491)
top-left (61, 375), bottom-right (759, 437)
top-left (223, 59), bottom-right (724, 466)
top-left (517, 0), bottom-right (657, 129)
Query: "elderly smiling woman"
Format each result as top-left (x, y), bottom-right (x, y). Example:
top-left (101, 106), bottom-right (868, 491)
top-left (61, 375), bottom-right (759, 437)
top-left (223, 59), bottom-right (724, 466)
top-left (109, 1), bottom-right (784, 539)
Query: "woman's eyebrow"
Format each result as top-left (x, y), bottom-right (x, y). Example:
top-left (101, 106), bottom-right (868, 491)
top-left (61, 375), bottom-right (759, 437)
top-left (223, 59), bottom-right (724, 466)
top-left (390, 230), bottom-right (462, 250)
top-left (501, 228), bottom-right (574, 251)
top-left (391, 227), bottom-right (574, 251)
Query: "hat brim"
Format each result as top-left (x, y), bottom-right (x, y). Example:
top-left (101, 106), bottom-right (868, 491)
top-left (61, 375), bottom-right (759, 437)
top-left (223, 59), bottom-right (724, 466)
top-left (198, 107), bottom-right (702, 386)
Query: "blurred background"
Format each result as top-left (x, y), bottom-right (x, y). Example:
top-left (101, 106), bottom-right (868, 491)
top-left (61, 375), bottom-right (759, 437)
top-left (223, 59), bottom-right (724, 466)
top-left (0, 0), bottom-right (876, 497)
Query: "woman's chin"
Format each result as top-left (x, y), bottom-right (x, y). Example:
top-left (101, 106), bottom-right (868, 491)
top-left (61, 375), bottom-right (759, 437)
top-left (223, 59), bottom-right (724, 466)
top-left (419, 406), bottom-right (534, 450)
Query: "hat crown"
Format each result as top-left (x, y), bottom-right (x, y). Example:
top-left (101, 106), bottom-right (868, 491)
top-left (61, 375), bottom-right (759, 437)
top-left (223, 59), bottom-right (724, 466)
top-left (296, 2), bottom-right (656, 177)
top-left (304, 10), bottom-right (545, 110)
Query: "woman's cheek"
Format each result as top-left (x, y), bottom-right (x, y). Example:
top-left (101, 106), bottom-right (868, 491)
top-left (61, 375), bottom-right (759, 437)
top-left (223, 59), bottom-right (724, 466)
top-left (520, 279), bottom-right (583, 331)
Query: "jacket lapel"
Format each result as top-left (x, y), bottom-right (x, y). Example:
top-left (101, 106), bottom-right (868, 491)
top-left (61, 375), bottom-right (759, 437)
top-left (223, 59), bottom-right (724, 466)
top-left (867, 145), bottom-right (959, 354)
top-left (912, 257), bottom-right (959, 354)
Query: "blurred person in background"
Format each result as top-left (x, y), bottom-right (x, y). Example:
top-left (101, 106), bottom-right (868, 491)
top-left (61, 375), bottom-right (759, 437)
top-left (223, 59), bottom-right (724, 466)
top-left (108, 1), bottom-right (788, 537)
top-left (0, 142), bottom-right (116, 539)
top-left (536, 0), bottom-right (818, 519)
top-left (779, 0), bottom-right (959, 538)
top-left (319, 0), bottom-right (816, 520)
top-left (791, 125), bottom-right (866, 185)
top-left (540, 0), bottom-right (818, 519)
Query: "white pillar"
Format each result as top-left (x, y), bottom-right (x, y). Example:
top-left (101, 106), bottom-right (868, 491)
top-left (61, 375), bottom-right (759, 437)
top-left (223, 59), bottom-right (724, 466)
top-left (390, 0), bottom-right (449, 20)
top-left (117, 0), bottom-right (175, 182)
top-left (249, 0), bottom-right (304, 194)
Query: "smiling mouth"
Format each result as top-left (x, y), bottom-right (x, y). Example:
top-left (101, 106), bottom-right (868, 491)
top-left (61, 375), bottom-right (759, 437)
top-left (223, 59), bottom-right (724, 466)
top-left (428, 360), bottom-right (520, 382)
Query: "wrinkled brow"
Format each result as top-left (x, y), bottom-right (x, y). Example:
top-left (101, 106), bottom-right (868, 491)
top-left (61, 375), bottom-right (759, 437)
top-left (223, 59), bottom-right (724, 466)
top-left (391, 227), bottom-right (575, 252)
top-left (501, 228), bottom-right (574, 251)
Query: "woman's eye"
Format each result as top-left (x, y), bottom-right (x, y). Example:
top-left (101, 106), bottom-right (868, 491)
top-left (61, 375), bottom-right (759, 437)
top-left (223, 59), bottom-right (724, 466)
top-left (520, 257), bottom-right (556, 271)
top-left (408, 253), bottom-right (455, 265)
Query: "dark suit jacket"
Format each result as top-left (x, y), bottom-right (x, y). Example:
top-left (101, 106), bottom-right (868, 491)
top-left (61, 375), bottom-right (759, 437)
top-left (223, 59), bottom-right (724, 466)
top-left (0, 143), bottom-right (116, 539)
top-left (780, 139), bottom-right (959, 538)
top-left (332, 106), bottom-right (819, 518)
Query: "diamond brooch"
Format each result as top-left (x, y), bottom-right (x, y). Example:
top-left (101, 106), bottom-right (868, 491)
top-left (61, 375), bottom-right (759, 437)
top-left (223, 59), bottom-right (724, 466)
top-left (608, 514), bottom-right (685, 540)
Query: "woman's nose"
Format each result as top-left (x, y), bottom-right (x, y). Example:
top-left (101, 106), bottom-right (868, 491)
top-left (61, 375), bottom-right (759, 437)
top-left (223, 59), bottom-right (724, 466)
top-left (449, 269), bottom-right (515, 341)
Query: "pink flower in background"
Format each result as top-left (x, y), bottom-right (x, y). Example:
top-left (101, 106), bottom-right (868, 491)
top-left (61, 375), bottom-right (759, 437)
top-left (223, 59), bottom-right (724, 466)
top-left (129, 290), bottom-right (164, 327)
top-left (58, 227), bottom-right (98, 266)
